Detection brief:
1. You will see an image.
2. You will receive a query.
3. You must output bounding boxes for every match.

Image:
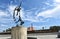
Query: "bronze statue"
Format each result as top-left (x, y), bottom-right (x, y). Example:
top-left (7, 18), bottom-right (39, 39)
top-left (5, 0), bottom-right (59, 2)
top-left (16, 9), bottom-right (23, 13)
top-left (13, 1), bottom-right (24, 25)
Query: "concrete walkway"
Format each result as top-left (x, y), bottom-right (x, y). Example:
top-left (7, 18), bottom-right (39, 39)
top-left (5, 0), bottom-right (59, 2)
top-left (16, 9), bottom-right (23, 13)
top-left (0, 33), bottom-right (60, 39)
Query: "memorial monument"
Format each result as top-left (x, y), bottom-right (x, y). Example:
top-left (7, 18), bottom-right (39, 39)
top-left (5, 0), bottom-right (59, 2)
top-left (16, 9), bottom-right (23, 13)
top-left (11, 0), bottom-right (27, 39)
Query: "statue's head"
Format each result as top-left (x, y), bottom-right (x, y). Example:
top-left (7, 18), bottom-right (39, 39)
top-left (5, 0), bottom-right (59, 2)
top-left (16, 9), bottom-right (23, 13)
top-left (15, 7), bottom-right (21, 12)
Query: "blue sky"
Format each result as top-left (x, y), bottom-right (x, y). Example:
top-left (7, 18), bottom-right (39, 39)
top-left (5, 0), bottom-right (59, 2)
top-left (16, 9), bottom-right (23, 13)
top-left (0, 0), bottom-right (60, 31)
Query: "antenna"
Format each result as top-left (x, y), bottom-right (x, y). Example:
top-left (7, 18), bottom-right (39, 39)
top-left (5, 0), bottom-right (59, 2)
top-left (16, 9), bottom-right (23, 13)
top-left (30, 23), bottom-right (33, 28)
top-left (31, 23), bottom-right (33, 27)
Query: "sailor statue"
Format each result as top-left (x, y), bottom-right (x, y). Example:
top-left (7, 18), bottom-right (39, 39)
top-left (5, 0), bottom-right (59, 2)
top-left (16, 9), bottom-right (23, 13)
top-left (13, 1), bottom-right (24, 25)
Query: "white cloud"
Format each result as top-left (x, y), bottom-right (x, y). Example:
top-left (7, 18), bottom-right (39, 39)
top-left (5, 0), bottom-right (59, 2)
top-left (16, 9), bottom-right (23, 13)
top-left (1, 0), bottom-right (60, 31)
top-left (44, 2), bottom-right (51, 6)
top-left (54, 0), bottom-right (60, 3)
top-left (0, 10), bottom-right (8, 16)
top-left (7, 5), bottom-right (17, 16)
top-left (37, 1), bottom-right (60, 18)
top-left (5, 0), bottom-right (60, 23)
top-left (0, 5), bottom-right (16, 21)
top-left (1, 0), bottom-right (60, 24)
top-left (22, 9), bottom-right (48, 22)
top-left (20, 8), bottom-right (25, 18)
top-left (37, 10), bottom-right (53, 18)
top-left (7, 5), bottom-right (25, 19)
top-left (1, 24), bottom-right (7, 27)
top-left (24, 18), bottom-right (39, 22)
top-left (0, 5), bottom-right (16, 30)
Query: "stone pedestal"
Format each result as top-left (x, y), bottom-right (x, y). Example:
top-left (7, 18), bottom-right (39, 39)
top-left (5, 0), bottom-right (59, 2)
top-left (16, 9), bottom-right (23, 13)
top-left (11, 26), bottom-right (27, 39)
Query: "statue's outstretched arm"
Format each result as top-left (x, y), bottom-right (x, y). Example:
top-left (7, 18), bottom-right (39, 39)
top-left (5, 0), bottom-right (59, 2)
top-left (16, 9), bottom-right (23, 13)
top-left (13, 9), bottom-right (16, 21)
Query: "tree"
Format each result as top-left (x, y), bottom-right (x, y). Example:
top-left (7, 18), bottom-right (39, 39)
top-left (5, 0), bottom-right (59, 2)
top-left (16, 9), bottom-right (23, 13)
top-left (50, 26), bottom-right (60, 32)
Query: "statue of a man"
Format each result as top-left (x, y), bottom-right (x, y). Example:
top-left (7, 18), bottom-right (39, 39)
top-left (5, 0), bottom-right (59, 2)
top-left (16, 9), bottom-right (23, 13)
top-left (13, 2), bottom-right (24, 25)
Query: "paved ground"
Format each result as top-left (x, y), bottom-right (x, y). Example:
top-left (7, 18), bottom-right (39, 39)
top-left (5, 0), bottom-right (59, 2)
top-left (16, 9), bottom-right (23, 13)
top-left (28, 34), bottom-right (59, 39)
top-left (27, 33), bottom-right (60, 39)
top-left (0, 35), bottom-right (11, 39)
top-left (0, 33), bottom-right (60, 39)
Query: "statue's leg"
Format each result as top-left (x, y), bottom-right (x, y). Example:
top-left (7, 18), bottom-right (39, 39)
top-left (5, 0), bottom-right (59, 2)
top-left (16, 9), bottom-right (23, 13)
top-left (20, 21), bottom-right (24, 25)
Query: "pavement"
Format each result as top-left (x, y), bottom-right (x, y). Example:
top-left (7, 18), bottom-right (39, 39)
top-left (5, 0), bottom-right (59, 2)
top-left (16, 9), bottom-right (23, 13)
top-left (0, 33), bottom-right (60, 39)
